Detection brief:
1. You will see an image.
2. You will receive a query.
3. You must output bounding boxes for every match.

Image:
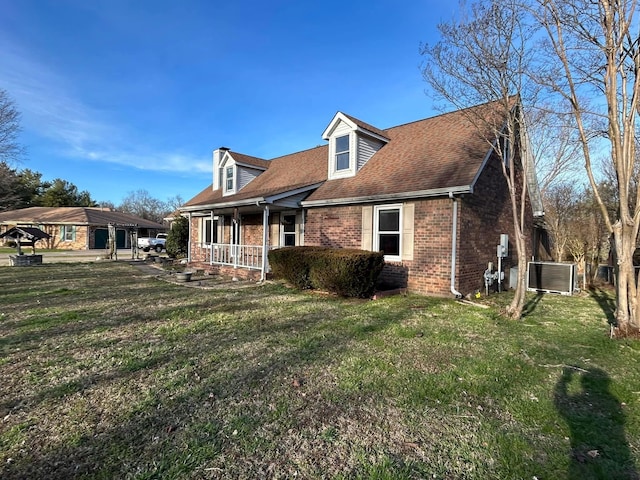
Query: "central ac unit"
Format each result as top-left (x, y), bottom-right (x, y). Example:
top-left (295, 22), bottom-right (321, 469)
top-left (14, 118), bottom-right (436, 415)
top-left (527, 262), bottom-right (577, 295)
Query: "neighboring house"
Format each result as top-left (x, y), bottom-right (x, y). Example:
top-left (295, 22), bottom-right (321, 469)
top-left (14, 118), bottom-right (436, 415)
top-left (181, 99), bottom-right (545, 297)
top-left (0, 207), bottom-right (166, 250)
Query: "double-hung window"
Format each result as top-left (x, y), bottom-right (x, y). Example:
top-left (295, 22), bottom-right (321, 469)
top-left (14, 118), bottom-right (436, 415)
top-left (225, 166), bottom-right (234, 192)
top-left (374, 205), bottom-right (401, 261)
top-left (335, 134), bottom-right (350, 171)
top-left (61, 225), bottom-right (75, 242)
top-left (202, 218), bottom-right (217, 244)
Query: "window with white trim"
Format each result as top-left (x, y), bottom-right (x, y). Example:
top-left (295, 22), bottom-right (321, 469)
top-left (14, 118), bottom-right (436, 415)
top-left (374, 205), bottom-right (401, 261)
top-left (201, 218), bottom-right (218, 244)
top-left (225, 166), bottom-right (234, 192)
top-left (335, 134), bottom-right (350, 171)
top-left (281, 214), bottom-right (296, 246)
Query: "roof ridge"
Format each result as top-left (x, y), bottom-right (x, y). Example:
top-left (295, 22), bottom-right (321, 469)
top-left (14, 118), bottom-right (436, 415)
top-left (267, 144), bottom-right (328, 162)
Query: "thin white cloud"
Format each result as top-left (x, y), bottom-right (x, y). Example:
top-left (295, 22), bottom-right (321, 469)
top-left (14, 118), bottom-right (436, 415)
top-left (0, 37), bottom-right (209, 174)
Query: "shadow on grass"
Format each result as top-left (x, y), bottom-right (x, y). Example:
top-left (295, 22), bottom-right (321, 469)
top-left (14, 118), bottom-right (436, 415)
top-left (522, 292), bottom-right (545, 318)
top-left (554, 366), bottom-right (638, 480)
top-left (588, 287), bottom-right (617, 326)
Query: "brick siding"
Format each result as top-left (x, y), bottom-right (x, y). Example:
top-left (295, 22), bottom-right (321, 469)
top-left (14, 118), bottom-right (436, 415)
top-left (458, 152), bottom-right (533, 295)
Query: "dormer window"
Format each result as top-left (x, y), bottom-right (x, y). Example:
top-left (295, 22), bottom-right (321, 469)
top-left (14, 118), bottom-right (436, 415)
top-left (226, 166), bottom-right (234, 191)
top-left (335, 135), bottom-right (350, 171)
top-left (323, 112), bottom-right (389, 181)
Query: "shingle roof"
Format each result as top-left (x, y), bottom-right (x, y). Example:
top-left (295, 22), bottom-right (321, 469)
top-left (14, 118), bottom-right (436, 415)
top-left (307, 101), bottom-right (505, 202)
top-left (183, 146), bottom-right (328, 207)
top-left (0, 207), bottom-right (166, 229)
top-left (183, 99), bottom-right (511, 208)
top-left (228, 152), bottom-right (271, 170)
top-left (341, 113), bottom-right (390, 140)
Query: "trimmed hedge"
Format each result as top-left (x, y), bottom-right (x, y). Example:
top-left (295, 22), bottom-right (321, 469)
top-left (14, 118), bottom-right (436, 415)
top-left (268, 246), bottom-right (385, 298)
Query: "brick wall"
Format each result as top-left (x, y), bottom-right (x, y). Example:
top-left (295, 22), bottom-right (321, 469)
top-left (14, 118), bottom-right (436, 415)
top-left (305, 201), bottom-right (456, 296)
top-left (241, 214), bottom-right (264, 246)
top-left (189, 216), bottom-right (207, 262)
top-left (304, 206), bottom-right (362, 248)
top-left (457, 151), bottom-right (533, 295)
top-left (407, 199), bottom-right (455, 296)
top-left (40, 225), bottom-right (89, 250)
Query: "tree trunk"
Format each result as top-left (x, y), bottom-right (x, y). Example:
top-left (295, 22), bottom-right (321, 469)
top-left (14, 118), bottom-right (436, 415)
top-left (613, 222), bottom-right (640, 335)
top-left (506, 230), bottom-right (528, 319)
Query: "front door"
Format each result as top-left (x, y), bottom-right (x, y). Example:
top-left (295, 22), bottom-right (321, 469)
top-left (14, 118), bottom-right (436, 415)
top-left (94, 228), bottom-right (108, 249)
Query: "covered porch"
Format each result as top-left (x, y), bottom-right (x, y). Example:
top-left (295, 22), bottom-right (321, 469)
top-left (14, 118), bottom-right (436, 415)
top-left (186, 201), bottom-right (306, 281)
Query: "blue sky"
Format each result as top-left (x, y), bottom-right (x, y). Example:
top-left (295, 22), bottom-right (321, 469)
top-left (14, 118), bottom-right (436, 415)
top-left (0, 1), bottom-right (458, 205)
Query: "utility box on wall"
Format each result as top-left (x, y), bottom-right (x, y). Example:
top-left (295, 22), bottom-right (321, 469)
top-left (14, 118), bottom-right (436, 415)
top-left (527, 262), bottom-right (577, 295)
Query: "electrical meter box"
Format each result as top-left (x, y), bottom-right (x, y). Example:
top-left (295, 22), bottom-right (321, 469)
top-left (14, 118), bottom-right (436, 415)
top-left (498, 234), bottom-right (508, 258)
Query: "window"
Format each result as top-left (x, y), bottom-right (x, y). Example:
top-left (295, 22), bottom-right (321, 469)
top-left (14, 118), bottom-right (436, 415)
top-left (374, 206), bottom-right (401, 260)
top-left (203, 219), bottom-right (218, 244)
top-left (61, 225), bottom-right (75, 242)
top-left (335, 134), bottom-right (350, 171)
top-left (282, 214), bottom-right (296, 246)
top-left (226, 166), bottom-right (234, 191)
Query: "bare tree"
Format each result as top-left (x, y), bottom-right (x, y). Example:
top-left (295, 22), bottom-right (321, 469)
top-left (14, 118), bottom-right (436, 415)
top-left (118, 189), bottom-right (174, 224)
top-left (534, 0), bottom-right (640, 334)
top-left (527, 108), bottom-right (582, 195)
top-left (165, 194), bottom-right (185, 215)
top-left (422, 0), bottom-right (540, 319)
top-left (0, 89), bottom-right (23, 164)
top-left (0, 89), bottom-right (25, 211)
top-left (543, 182), bottom-right (578, 261)
top-left (564, 184), bottom-right (611, 285)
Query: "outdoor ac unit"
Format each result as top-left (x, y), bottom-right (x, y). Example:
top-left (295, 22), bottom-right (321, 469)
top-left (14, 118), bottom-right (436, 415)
top-left (527, 262), bottom-right (577, 295)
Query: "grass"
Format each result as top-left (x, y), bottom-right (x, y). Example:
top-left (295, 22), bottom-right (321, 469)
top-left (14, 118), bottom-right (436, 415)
top-left (0, 247), bottom-right (63, 254)
top-left (0, 262), bottom-right (638, 479)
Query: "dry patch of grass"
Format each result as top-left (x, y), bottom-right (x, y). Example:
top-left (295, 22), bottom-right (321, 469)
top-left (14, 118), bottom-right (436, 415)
top-left (0, 262), bottom-right (638, 479)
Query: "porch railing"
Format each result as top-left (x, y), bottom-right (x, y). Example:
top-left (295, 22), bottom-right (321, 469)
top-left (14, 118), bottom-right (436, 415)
top-left (193, 243), bottom-right (277, 271)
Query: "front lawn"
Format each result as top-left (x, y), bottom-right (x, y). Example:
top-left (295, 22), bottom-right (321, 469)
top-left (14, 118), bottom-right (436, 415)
top-left (0, 247), bottom-right (63, 254)
top-left (0, 262), bottom-right (638, 479)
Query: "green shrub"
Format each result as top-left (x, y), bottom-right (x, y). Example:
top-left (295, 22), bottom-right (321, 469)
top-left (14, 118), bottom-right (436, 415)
top-left (268, 246), bottom-right (321, 289)
top-left (268, 246), bottom-right (385, 298)
top-left (310, 249), bottom-right (385, 298)
top-left (166, 215), bottom-right (189, 258)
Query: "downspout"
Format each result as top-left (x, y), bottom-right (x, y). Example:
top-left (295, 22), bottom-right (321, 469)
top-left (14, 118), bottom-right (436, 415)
top-left (450, 192), bottom-right (462, 298)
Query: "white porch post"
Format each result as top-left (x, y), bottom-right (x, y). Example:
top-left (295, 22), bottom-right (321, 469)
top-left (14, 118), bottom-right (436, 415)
top-left (231, 214), bottom-right (239, 282)
top-left (210, 210), bottom-right (214, 265)
top-left (187, 212), bottom-right (192, 263)
top-left (261, 205), bottom-right (270, 282)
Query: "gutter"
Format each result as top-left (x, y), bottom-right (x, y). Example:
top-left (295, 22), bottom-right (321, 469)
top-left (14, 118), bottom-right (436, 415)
top-left (449, 192), bottom-right (463, 298)
top-left (180, 182), bottom-right (325, 213)
top-left (180, 197), bottom-right (267, 212)
top-left (301, 185), bottom-right (472, 208)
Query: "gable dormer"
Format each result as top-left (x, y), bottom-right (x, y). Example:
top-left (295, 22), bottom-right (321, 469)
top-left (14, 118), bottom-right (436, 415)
top-left (322, 112), bottom-right (389, 180)
top-left (212, 148), bottom-right (269, 196)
